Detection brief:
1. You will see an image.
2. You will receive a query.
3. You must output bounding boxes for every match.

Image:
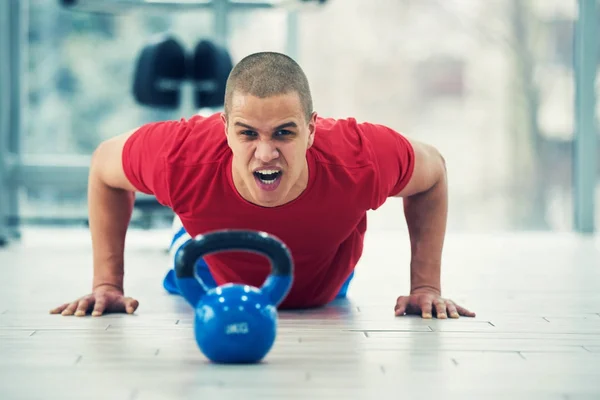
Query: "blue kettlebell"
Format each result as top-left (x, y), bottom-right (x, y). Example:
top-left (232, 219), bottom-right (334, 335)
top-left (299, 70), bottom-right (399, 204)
top-left (174, 229), bottom-right (293, 364)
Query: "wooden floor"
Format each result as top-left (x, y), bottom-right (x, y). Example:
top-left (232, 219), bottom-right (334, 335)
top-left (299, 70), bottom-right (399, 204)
top-left (1, 226), bottom-right (599, 400)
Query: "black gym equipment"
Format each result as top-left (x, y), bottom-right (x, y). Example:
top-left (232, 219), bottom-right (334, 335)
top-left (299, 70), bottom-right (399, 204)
top-left (132, 36), bottom-right (233, 110)
top-left (191, 39), bottom-right (233, 109)
top-left (132, 35), bottom-right (187, 109)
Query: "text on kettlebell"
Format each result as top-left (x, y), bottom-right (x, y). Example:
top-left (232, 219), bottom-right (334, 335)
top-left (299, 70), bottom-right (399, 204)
top-left (225, 322), bottom-right (249, 335)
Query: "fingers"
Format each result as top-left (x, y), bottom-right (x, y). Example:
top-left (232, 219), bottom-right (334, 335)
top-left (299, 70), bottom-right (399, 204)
top-left (51, 296), bottom-right (94, 316)
top-left (432, 299), bottom-right (475, 319)
top-left (446, 301), bottom-right (460, 318)
top-left (394, 294), bottom-right (475, 319)
top-left (63, 296), bottom-right (95, 317)
top-left (394, 296), bottom-right (408, 316)
top-left (124, 298), bottom-right (139, 314)
top-left (433, 299), bottom-right (447, 319)
top-left (92, 296), bottom-right (107, 317)
top-left (456, 304), bottom-right (476, 317)
top-left (51, 293), bottom-right (140, 317)
top-left (440, 300), bottom-right (476, 318)
top-left (60, 301), bottom-right (80, 316)
top-left (394, 295), bottom-right (437, 319)
top-left (49, 303), bottom-right (70, 315)
top-left (420, 298), bottom-right (433, 319)
top-left (74, 298), bottom-right (92, 317)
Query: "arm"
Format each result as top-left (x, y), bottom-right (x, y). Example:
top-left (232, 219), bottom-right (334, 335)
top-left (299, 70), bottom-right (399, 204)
top-left (51, 121), bottom-right (181, 316)
top-left (393, 138), bottom-right (447, 296)
top-left (88, 128), bottom-right (139, 292)
top-left (357, 120), bottom-right (473, 319)
top-left (393, 138), bottom-right (475, 318)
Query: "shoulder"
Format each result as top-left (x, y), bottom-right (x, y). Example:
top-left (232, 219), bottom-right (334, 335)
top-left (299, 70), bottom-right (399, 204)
top-left (160, 112), bottom-right (229, 166)
top-left (311, 116), bottom-right (412, 168)
top-left (310, 116), bottom-right (415, 209)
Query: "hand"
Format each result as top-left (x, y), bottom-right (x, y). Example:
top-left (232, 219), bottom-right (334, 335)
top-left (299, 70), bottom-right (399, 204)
top-left (394, 289), bottom-right (475, 319)
top-left (49, 284), bottom-right (139, 317)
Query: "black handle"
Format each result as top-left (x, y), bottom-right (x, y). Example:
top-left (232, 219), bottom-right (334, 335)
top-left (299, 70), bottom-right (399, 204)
top-left (174, 229), bottom-right (293, 280)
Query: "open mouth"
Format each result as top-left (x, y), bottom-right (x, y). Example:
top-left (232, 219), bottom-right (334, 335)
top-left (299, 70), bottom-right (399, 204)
top-left (253, 170), bottom-right (282, 183)
top-left (253, 169), bottom-right (283, 191)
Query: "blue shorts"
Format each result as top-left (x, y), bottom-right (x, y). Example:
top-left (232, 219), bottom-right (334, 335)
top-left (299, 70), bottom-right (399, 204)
top-left (163, 222), bottom-right (354, 300)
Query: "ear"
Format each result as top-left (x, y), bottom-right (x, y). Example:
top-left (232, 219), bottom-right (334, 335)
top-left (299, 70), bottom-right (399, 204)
top-left (221, 112), bottom-right (228, 136)
top-left (307, 112), bottom-right (317, 148)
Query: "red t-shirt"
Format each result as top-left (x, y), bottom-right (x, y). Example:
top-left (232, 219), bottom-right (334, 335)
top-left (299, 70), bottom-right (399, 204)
top-left (122, 113), bottom-right (414, 308)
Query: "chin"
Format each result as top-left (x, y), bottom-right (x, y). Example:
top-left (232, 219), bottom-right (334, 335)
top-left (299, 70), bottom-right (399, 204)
top-left (252, 189), bottom-right (286, 207)
top-left (251, 184), bottom-right (288, 207)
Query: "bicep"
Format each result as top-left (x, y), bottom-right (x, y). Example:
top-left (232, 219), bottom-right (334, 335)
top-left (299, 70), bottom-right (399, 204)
top-left (91, 128), bottom-right (139, 192)
top-left (392, 138), bottom-right (446, 198)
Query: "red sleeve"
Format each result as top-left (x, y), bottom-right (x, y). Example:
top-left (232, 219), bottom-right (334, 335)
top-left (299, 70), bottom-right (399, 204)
top-left (121, 119), bottom-right (188, 208)
top-left (358, 122), bottom-right (415, 210)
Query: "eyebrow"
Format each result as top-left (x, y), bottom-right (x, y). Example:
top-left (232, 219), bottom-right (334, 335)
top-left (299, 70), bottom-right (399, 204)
top-left (234, 121), bottom-right (298, 131)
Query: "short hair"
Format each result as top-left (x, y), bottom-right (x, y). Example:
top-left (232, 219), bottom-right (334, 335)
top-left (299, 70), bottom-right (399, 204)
top-left (223, 52), bottom-right (313, 122)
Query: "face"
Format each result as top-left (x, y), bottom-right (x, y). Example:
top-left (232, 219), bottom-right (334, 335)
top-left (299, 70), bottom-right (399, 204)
top-left (222, 91), bottom-right (316, 207)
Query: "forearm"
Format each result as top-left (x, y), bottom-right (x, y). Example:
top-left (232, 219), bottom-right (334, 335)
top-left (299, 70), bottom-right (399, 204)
top-left (88, 168), bottom-right (135, 292)
top-left (403, 168), bottom-right (448, 295)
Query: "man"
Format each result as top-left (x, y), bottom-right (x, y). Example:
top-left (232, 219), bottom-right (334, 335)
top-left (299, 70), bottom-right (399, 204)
top-left (51, 52), bottom-right (475, 319)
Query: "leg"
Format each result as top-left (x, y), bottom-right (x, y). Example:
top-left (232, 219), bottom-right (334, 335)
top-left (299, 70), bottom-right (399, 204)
top-left (334, 270), bottom-right (355, 299)
top-left (163, 216), bottom-right (216, 295)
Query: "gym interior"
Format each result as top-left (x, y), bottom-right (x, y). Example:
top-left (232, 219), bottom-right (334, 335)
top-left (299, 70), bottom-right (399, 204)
top-left (0, 0), bottom-right (599, 398)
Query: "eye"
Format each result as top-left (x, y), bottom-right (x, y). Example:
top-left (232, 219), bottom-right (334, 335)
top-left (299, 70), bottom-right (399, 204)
top-left (275, 130), bottom-right (293, 137)
top-left (240, 130), bottom-right (257, 137)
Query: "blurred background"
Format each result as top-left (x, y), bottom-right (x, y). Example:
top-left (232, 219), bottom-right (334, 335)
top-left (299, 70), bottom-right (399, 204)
top-left (0, 0), bottom-right (598, 244)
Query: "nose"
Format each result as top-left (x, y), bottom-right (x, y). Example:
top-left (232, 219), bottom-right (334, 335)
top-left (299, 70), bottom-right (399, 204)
top-left (254, 140), bottom-right (279, 163)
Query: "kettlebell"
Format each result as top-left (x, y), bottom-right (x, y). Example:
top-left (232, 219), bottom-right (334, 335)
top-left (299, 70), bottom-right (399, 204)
top-left (174, 229), bottom-right (293, 364)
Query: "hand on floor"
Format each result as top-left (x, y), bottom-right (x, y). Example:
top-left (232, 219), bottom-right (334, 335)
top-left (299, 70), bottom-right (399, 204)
top-left (49, 284), bottom-right (139, 317)
top-left (394, 289), bottom-right (475, 319)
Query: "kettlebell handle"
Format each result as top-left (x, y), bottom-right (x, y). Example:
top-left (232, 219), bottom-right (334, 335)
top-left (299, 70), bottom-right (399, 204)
top-left (174, 229), bottom-right (294, 306)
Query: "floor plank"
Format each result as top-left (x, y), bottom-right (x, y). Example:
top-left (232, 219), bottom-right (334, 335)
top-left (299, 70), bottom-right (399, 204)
top-left (0, 228), bottom-right (599, 399)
